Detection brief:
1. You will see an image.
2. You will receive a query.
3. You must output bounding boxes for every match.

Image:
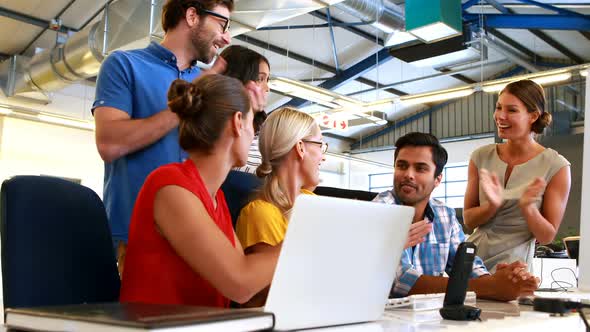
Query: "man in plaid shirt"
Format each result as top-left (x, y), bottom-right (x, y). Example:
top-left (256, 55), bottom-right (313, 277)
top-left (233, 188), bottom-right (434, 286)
top-left (374, 132), bottom-right (538, 301)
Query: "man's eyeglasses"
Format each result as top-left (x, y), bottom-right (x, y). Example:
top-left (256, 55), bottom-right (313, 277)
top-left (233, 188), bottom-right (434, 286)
top-left (185, 2), bottom-right (231, 33)
top-left (302, 139), bottom-right (329, 154)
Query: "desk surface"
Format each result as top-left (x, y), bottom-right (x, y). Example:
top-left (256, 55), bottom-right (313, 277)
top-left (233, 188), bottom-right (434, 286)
top-left (1, 294), bottom-right (587, 331)
top-left (380, 299), bottom-right (585, 331)
top-left (306, 295), bottom-right (587, 332)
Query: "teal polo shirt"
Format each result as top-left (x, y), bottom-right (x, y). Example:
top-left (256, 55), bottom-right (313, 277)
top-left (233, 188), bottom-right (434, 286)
top-left (92, 42), bottom-right (201, 243)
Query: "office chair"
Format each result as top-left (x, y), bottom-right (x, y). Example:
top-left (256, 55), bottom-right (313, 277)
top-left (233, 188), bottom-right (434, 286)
top-left (221, 171), bottom-right (262, 227)
top-left (0, 175), bottom-right (121, 308)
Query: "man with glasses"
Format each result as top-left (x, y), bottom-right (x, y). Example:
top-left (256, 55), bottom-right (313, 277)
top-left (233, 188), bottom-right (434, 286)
top-left (92, 0), bottom-right (264, 276)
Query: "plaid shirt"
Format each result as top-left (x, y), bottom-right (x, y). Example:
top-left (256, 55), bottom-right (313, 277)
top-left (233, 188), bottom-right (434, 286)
top-left (373, 190), bottom-right (490, 297)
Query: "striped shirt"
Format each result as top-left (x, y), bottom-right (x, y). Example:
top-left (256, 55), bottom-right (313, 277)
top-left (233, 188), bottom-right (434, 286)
top-left (234, 136), bottom-right (262, 175)
top-left (373, 190), bottom-right (490, 297)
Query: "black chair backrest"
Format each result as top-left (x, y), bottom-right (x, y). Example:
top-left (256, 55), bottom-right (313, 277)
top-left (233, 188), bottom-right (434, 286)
top-left (0, 176), bottom-right (121, 308)
top-left (313, 186), bottom-right (378, 201)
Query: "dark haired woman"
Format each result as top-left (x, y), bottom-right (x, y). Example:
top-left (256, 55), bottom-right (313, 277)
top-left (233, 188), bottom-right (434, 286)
top-left (463, 79), bottom-right (571, 272)
top-left (120, 74), bottom-right (279, 307)
top-left (221, 45), bottom-right (271, 173)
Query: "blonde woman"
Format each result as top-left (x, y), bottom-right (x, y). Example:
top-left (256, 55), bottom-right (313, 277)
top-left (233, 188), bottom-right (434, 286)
top-left (235, 107), bottom-right (326, 306)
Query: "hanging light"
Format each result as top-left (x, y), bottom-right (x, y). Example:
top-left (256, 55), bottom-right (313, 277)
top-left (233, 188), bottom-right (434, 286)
top-left (399, 88), bottom-right (474, 105)
top-left (405, 0), bottom-right (463, 43)
top-left (481, 72), bottom-right (573, 93)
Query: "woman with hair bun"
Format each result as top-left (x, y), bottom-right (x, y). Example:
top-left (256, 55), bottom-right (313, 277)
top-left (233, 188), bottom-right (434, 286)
top-left (120, 74), bottom-right (279, 307)
top-left (235, 107), bottom-right (327, 306)
top-left (463, 79), bottom-right (571, 272)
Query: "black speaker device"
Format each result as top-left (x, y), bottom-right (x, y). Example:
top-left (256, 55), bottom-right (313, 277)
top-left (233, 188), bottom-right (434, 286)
top-left (439, 242), bottom-right (482, 321)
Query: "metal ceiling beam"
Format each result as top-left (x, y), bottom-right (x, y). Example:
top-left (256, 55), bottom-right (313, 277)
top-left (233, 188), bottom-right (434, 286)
top-left (326, 8), bottom-right (341, 73)
top-left (482, 5), bottom-right (582, 65)
top-left (324, 132), bottom-right (356, 143)
top-left (487, 28), bottom-right (538, 59)
top-left (462, 0), bottom-right (481, 11)
top-left (515, 0), bottom-right (588, 18)
top-left (447, 72), bottom-right (476, 84)
top-left (464, 14), bottom-right (590, 31)
top-left (284, 48), bottom-right (403, 108)
top-left (316, 48), bottom-right (393, 92)
top-left (347, 59), bottom-right (509, 96)
top-left (496, 65), bottom-right (525, 79)
top-left (308, 10), bottom-right (384, 46)
top-left (529, 29), bottom-right (585, 64)
top-left (235, 35), bottom-right (337, 74)
top-left (485, 0), bottom-right (510, 14)
top-left (19, 0), bottom-right (77, 55)
top-left (0, 6), bottom-right (78, 34)
top-left (79, 0), bottom-right (114, 30)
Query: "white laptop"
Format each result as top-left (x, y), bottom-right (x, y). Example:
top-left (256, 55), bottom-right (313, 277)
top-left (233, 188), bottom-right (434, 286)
top-left (264, 195), bottom-right (414, 330)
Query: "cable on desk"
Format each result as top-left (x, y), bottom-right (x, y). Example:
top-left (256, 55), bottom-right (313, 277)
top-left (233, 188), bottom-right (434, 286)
top-left (550, 267), bottom-right (578, 292)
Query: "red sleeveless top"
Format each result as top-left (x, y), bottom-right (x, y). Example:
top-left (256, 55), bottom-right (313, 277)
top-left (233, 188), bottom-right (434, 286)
top-left (120, 159), bottom-right (235, 307)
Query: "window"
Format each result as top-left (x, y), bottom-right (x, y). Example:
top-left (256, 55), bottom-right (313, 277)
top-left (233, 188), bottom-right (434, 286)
top-left (432, 163), bottom-right (468, 208)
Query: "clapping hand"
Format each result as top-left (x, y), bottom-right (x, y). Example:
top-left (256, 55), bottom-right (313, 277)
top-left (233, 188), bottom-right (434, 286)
top-left (404, 219), bottom-right (432, 249)
top-left (244, 81), bottom-right (265, 113)
top-left (201, 55), bottom-right (227, 76)
top-left (519, 177), bottom-right (546, 210)
top-left (480, 168), bottom-right (503, 209)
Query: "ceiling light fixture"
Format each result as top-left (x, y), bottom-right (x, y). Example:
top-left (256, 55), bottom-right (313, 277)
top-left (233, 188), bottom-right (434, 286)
top-left (405, 0), bottom-right (463, 43)
top-left (481, 72), bottom-right (573, 93)
top-left (269, 76), bottom-right (362, 109)
top-left (37, 114), bottom-right (95, 131)
top-left (0, 104), bottom-right (95, 131)
top-left (0, 106), bottom-right (12, 115)
top-left (400, 88), bottom-right (475, 106)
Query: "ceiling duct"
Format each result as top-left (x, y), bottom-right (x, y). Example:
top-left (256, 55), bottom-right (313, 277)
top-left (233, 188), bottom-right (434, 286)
top-left (0, 0), bottom-right (158, 101)
top-left (335, 0), bottom-right (405, 34)
top-left (0, 0), bottom-right (343, 102)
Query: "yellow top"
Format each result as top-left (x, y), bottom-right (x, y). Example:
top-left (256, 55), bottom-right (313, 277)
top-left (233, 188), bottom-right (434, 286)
top-left (236, 189), bottom-right (315, 249)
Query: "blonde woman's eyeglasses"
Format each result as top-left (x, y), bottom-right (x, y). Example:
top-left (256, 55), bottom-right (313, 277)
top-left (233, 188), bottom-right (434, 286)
top-left (302, 139), bottom-right (328, 154)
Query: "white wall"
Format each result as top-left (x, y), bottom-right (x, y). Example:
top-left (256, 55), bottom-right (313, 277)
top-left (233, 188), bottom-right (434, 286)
top-left (443, 137), bottom-right (494, 165)
top-left (0, 116), bottom-right (104, 197)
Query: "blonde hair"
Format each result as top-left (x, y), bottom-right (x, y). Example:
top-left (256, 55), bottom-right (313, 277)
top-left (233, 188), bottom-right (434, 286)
top-left (256, 107), bottom-right (318, 218)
